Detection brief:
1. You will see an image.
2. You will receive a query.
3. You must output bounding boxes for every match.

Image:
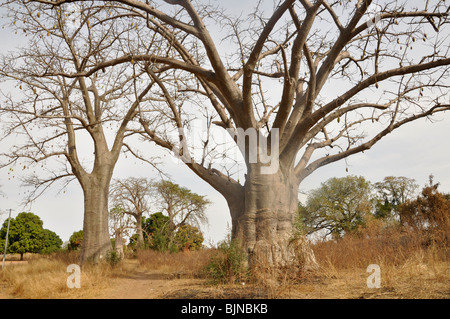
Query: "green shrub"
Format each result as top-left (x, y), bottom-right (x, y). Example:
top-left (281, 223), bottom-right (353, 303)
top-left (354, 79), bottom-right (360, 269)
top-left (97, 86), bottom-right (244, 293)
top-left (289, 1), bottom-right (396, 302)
top-left (105, 250), bottom-right (121, 267)
top-left (204, 237), bottom-right (248, 284)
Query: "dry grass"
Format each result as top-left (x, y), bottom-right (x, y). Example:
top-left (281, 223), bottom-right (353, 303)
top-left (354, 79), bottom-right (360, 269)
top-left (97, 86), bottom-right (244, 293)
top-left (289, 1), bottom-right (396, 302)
top-left (311, 219), bottom-right (449, 299)
top-left (0, 251), bottom-right (123, 298)
top-left (1, 223), bottom-right (448, 299)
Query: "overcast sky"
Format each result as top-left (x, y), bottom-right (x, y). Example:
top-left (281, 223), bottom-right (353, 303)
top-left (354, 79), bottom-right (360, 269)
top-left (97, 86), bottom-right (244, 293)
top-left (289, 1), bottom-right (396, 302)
top-left (0, 1), bottom-right (449, 246)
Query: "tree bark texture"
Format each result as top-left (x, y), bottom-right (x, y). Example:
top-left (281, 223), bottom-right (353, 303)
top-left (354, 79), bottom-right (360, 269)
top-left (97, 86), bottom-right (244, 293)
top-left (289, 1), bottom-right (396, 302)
top-left (135, 214), bottom-right (144, 249)
top-left (230, 165), bottom-right (318, 272)
top-left (114, 230), bottom-right (125, 260)
top-left (79, 175), bottom-right (113, 264)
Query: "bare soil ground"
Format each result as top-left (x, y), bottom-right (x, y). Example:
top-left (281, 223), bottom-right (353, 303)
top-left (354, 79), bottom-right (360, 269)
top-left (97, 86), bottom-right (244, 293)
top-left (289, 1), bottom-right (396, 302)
top-left (98, 264), bottom-right (210, 299)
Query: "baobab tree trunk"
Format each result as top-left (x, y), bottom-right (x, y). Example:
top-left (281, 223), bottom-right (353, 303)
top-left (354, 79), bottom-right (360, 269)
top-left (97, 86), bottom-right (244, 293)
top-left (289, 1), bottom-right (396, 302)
top-left (79, 176), bottom-right (112, 264)
top-left (114, 230), bottom-right (125, 260)
top-left (135, 214), bottom-right (144, 249)
top-left (231, 165), bottom-right (318, 272)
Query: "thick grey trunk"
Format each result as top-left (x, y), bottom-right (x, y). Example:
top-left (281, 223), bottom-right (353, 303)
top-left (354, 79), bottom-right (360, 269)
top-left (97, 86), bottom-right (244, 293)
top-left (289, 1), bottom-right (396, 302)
top-left (135, 214), bottom-right (144, 249)
top-left (114, 230), bottom-right (125, 259)
top-left (231, 166), bottom-right (318, 272)
top-left (79, 180), bottom-right (112, 264)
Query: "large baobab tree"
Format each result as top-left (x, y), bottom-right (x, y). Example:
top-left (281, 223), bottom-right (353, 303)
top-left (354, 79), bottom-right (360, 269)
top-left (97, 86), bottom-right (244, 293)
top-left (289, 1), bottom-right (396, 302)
top-left (5, 0), bottom-right (450, 270)
top-left (0, 1), bottom-right (163, 263)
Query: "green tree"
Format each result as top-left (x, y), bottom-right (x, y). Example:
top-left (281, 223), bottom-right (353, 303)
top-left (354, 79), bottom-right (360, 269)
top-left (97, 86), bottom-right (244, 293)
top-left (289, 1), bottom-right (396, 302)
top-left (68, 230), bottom-right (83, 251)
top-left (373, 176), bottom-right (418, 220)
top-left (298, 176), bottom-right (372, 239)
top-left (173, 224), bottom-right (204, 251)
top-left (40, 229), bottom-right (63, 254)
top-left (140, 212), bottom-right (171, 251)
top-left (155, 181), bottom-right (210, 234)
top-left (0, 212), bottom-right (62, 260)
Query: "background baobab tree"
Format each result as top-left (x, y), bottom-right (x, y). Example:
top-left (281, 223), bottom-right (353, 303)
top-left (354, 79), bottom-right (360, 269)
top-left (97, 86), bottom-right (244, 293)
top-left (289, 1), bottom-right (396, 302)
top-left (110, 178), bottom-right (209, 250)
top-left (109, 205), bottom-right (134, 259)
top-left (0, 1), bottom-right (165, 263)
top-left (4, 0), bottom-right (450, 270)
top-left (110, 177), bottom-right (155, 248)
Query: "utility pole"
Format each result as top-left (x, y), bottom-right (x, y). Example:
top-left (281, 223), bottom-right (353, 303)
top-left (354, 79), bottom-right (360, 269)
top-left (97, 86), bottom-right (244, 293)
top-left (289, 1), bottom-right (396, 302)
top-left (2, 209), bottom-right (12, 270)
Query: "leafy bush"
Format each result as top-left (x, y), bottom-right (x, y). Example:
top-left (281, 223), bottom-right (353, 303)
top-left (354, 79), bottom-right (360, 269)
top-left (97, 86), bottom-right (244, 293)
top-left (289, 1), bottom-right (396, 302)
top-left (68, 230), bottom-right (83, 251)
top-left (204, 237), bottom-right (248, 284)
top-left (105, 250), bottom-right (121, 267)
top-left (173, 224), bottom-right (204, 251)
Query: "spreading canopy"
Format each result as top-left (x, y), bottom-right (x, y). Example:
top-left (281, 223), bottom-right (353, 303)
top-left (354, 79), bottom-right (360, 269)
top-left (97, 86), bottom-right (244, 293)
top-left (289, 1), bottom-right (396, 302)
top-left (0, 212), bottom-right (62, 258)
top-left (299, 175), bottom-right (372, 239)
top-left (12, 0), bottom-right (448, 189)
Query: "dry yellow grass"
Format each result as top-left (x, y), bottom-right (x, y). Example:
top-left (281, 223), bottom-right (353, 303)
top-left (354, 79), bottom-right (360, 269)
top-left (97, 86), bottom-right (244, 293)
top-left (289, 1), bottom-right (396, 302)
top-left (136, 248), bottom-right (216, 278)
top-left (310, 220), bottom-right (449, 299)
top-left (0, 252), bottom-right (120, 298)
top-left (0, 228), bottom-right (448, 299)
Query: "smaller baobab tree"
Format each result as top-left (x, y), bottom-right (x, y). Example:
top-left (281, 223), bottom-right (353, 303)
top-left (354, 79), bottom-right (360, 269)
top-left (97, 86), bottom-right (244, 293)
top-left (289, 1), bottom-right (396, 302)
top-left (109, 206), bottom-right (134, 259)
top-left (109, 177), bottom-right (155, 249)
top-left (155, 180), bottom-right (210, 247)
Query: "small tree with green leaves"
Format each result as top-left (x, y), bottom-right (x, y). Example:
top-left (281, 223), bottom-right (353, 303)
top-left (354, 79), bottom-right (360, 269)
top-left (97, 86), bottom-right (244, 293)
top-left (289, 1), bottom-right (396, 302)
top-left (40, 229), bottom-right (64, 254)
top-left (298, 176), bottom-right (372, 240)
top-left (68, 230), bottom-right (83, 251)
top-left (0, 212), bottom-right (62, 260)
top-left (373, 176), bottom-right (418, 220)
top-left (173, 224), bottom-right (204, 251)
top-left (140, 212), bottom-right (171, 251)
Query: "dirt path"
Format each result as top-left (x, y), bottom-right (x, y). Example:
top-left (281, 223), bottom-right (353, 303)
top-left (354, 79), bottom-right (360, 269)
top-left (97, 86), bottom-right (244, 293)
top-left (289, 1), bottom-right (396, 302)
top-left (93, 260), bottom-right (345, 299)
top-left (98, 270), bottom-right (207, 299)
top-left (91, 260), bottom-right (212, 299)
